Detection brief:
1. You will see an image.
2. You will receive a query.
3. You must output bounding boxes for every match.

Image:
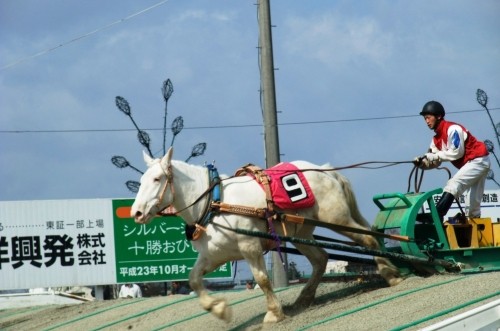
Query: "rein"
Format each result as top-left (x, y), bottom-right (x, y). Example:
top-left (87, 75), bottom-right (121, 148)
top-left (290, 160), bottom-right (414, 172)
top-left (159, 163), bottom-right (221, 240)
top-left (408, 164), bottom-right (468, 216)
top-left (158, 159), bottom-right (419, 243)
top-left (407, 164), bottom-right (452, 193)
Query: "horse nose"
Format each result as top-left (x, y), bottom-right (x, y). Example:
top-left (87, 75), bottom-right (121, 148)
top-left (130, 204), bottom-right (142, 218)
top-left (131, 204), bottom-right (150, 224)
top-left (132, 210), bottom-right (146, 224)
top-left (130, 209), bottom-right (144, 221)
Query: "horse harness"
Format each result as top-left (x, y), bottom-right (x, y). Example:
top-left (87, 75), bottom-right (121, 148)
top-left (160, 163), bottom-right (411, 246)
top-left (158, 163), bottom-right (221, 240)
top-left (160, 163), bottom-right (292, 249)
top-left (156, 163), bottom-right (175, 210)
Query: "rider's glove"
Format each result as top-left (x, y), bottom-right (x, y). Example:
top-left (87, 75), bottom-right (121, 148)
top-left (424, 153), bottom-right (439, 162)
top-left (413, 156), bottom-right (424, 167)
top-left (414, 153), bottom-right (441, 170)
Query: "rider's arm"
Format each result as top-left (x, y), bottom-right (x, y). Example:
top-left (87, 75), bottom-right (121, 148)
top-left (430, 124), bottom-right (466, 162)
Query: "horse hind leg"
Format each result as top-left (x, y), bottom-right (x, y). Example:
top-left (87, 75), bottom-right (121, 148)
top-left (292, 243), bottom-right (328, 307)
top-left (330, 172), bottom-right (403, 286)
top-left (244, 253), bottom-right (286, 323)
top-left (374, 255), bottom-right (403, 286)
top-left (342, 230), bottom-right (403, 286)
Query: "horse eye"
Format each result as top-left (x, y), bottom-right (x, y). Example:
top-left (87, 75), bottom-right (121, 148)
top-left (153, 177), bottom-right (161, 182)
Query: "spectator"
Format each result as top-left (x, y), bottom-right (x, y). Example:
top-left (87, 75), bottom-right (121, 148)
top-left (119, 283), bottom-right (142, 298)
top-left (170, 281), bottom-right (190, 295)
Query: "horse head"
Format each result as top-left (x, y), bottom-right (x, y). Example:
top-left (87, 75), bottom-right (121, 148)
top-left (131, 147), bottom-right (174, 224)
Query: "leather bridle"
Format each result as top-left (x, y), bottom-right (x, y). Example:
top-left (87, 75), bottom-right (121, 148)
top-left (155, 161), bottom-right (218, 218)
top-left (154, 161), bottom-right (220, 240)
top-left (156, 163), bottom-right (175, 213)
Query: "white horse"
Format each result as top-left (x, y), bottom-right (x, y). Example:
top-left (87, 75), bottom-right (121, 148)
top-left (131, 147), bottom-right (402, 323)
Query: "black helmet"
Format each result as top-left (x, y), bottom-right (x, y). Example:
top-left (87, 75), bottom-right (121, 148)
top-left (420, 101), bottom-right (445, 117)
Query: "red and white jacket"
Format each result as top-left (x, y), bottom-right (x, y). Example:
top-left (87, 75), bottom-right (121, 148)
top-left (430, 119), bottom-right (488, 169)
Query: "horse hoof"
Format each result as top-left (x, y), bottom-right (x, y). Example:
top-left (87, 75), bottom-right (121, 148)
top-left (388, 276), bottom-right (403, 287)
top-left (212, 300), bottom-right (232, 322)
top-left (379, 266), bottom-right (403, 287)
top-left (222, 305), bottom-right (233, 323)
top-left (263, 311), bottom-right (285, 323)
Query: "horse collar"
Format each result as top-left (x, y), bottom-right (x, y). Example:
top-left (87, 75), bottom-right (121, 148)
top-left (206, 164), bottom-right (221, 202)
top-left (198, 164), bottom-right (221, 224)
top-left (186, 164), bottom-right (221, 241)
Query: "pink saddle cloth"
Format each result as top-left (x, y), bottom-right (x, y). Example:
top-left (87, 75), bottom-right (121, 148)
top-left (259, 162), bottom-right (316, 209)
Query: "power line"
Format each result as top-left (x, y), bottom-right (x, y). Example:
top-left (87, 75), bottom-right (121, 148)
top-left (1, 107), bottom-right (498, 134)
top-left (0, 0), bottom-right (169, 71)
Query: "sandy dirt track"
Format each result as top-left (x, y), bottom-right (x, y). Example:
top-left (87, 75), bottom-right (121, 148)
top-left (1, 272), bottom-right (499, 331)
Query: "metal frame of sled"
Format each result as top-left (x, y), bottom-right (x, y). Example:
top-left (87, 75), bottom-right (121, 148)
top-left (204, 187), bottom-right (500, 275)
top-left (372, 188), bottom-right (500, 274)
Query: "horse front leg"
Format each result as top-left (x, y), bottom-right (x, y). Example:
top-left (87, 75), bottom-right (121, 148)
top-left (189, 256), bottom-right (232, 322)
top-left (245, 253), bottom-right (286, 323)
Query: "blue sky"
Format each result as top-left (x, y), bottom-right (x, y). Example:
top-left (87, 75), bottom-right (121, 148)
top-left (1, 0), bottom-right (499, 232)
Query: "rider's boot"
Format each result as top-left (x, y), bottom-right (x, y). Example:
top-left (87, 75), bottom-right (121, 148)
top-left (436, 192), bottom-right (455, 223)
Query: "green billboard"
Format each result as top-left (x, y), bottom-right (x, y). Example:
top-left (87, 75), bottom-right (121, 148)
top-left (112, 199), bottom-right (232, 283)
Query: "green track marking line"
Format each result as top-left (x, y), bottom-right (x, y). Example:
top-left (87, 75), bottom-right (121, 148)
top-left (297, 277), bottom-right (466, 330)
top-left (90, 296), bottom-right (198, 331)
top-left (0, 305), bottom-right (46, 320)
top-left (152, 287), bottom-right (293, 330)
top-left (390, 291), bottom-right (500, 330)
top-left (42, 298), bottom-right (148, 331)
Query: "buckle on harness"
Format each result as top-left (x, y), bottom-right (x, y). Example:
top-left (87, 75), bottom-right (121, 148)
top-left (185, 223), bottom-right (207, 241)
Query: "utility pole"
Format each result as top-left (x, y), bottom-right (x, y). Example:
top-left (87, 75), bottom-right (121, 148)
top-left (258, 0), bottom-right (288, 288)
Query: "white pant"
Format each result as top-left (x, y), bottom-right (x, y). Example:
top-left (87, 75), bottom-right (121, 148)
top-left (444, 155), bottom-right (491, 217)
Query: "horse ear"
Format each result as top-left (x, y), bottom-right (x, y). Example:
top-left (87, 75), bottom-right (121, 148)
top-left (161, 147), bottom-right (173, 169)
top-left (143, 151), bottom-right (155, 167)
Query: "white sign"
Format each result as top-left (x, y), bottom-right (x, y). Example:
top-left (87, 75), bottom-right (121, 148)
top-left (0, 199), bottom-right (117, 290)
top-left (427, 189), bottom-right (500, 221)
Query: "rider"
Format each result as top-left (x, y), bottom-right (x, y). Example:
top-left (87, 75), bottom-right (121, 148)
top-left (414, 100), bottom-right (490, 222)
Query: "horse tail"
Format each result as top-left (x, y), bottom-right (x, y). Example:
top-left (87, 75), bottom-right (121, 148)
top-left (324, 168), bottom-right (370, 227)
